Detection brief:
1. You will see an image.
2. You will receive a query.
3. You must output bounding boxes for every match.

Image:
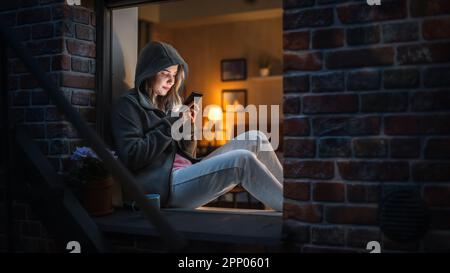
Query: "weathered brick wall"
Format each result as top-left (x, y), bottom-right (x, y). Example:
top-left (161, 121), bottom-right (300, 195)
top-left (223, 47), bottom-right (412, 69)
top-left (0, 0), bottom-right (96, 252)
top-left (282, 0), bottom-right (450, 252)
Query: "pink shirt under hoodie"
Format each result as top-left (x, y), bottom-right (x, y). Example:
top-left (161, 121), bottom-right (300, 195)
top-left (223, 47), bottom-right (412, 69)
top-left (172, 153), bottom-right (192, 172)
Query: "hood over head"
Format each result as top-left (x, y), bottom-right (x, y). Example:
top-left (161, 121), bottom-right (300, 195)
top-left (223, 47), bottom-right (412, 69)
top-left (134, 41), bottom-right (189, 96)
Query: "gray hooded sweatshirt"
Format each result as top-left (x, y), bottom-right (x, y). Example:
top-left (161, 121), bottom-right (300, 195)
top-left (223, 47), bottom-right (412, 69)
top-left (111, 41), bottom-right (198, 207)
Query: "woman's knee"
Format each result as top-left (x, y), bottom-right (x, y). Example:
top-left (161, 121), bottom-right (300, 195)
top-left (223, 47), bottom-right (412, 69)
top-left (236, 130), bottom-right (269, 142)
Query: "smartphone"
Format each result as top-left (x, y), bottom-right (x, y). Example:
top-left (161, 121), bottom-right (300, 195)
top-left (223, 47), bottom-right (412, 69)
top-left (183, 91), bottom-right (203, 106)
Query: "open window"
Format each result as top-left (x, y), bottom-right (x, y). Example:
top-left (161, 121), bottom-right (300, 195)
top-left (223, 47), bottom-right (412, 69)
top-left (101, 0), bottom-right (283, 211)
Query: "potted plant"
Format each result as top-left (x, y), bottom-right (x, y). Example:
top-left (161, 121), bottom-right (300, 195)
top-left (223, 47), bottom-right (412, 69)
top-left (69, 146), bottom-right (118, 216)
top-left (258, 55), bottom-right (271, 77)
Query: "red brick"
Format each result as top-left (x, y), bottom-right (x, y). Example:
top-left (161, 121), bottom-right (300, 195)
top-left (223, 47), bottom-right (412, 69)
top-left (49, 140), bottom-right (69, 155)
top-left (71, 56), bottom-right (91, 73)
top-left (283, 96), bottom-right (301, 114)
top-left (326, 205), bottom-right (378, 225)
top-left (28, 124), bottom-right (45, 138)
top-left (397, 43), bottom-right (450, 64)
top-left (31, 23), bottom-right (53, 39)
top-left (45, 106), bottom-right (65, 121)
top-left (424, 186), bottom-right (450, 207)
top-left (347, 25), bottom-right (380, 45)
top-left (79, 107), bottom-right (96, 123)
top-left (31, 91), bottom-right (50, 105)
top-left (25, 107), bottom-right (44, 122)
top-left (28, 39), bottom-right (64, 56)
top-left (311, 226), bottom-right (345, 246)
top-left (412, 162), bottom-right (450, 182)
top-left (425, 138), bottom-right (450, 159)
top-left (390, 138), bottom-right (420, 158)
top-left (284, 52), bottom-right (322, 71)
top-left (284, 8), bottom-right (333, 30)
top-left (52, 54), bottom-right (71, 71)
top-left (303, 94), bottom-right (358, 114)
top-left (423, 18), bottom-right (450, 40)
top-left (282, 219), bottom-right (310, 244)
top-left (337, 0), bottom-right (406, 24)
top-left (347, 184), bottom-right (381, 203)
top-left (382, 22), bottom-right (419, 43)
top-left (347, 228), bottom-right (381, 248)
top-left (347, 70), bottom-right (381, 91)
top-left (326, 47), bottom-right (394, 69)
top-left (12, 91), bottom-right (30, 106)
top-left (424, 67), bottom-right (450, 87)
top-left (353, 138), bottom-right (387, 158)
top-left (411, 90), bottom-right (450, 111)
top-left (411, 0), bottom-right (450, 17)
top-left (46, 123), bottom-right (78, 138)
top-left (12, 26), bottom-right (31, 42)
top-left (71, 90), bottom-right (92, 106)
top-left (284, 180), bottom-right (310, 201)
top-left (338, 161), bottom-right (409, 181)
top-left (311, 72), bottom-right (345, 92)
top-left (283, 31), bottom-right (309, 50)
top-left (17, 7), bottom-right (51, 24)
top-left (283, 117), bottom-right (310, 136)
top-left (20, 74), bottom-right (39, 89)
top-left (66, 39), bottom-right (95, 58)
top-left (284, 202), bottom-right (323, 223)
top-left (361, 92), bottom-right (408, 113)
top-left (283, 138), bottom-right (315, 158)
top-left (284, 160), bottom-right (334, 179)
top-left (318, 138), bottom-right (351, 157)
top-left (313, 182), bottom-right (345, 202)
top-left (385, 115), bottom-right (450, 135)
top-left (312, 28), bottom-right (344, 49)
top-left (313, 116), bottom-right (380, 136)
top-left (72, 7), bottom-right (90, 24)
top-left (75, 24), bottom-right (95, 41)
top-left (383, 68), bottom-right (420, 89)
top-left (61, 73), bottom-right (95, 89)
top-left (284, 75), bottom-right (309, 93)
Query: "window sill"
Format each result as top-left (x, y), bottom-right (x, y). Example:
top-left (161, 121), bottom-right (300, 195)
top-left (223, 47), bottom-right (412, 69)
top-left (94, 207), bottom-right (282, 246)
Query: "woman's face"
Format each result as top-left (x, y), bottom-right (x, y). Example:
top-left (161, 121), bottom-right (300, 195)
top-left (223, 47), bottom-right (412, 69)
top-left (152, 64), bottom-right (179, 97)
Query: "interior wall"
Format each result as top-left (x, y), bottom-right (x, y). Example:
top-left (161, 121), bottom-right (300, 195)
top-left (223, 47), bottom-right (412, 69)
top-left (112, 7), bottom-right (138, 102)
top-left (166, 17), bottom-right (283, 115)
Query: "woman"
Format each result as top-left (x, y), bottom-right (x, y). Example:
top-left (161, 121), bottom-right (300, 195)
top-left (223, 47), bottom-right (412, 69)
top-left (111, 41), bottom-right (283, 211)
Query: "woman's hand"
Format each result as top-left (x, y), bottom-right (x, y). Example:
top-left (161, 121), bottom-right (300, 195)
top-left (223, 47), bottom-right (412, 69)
top-left (181, 103), bottom-right (199, 123)
top-left (189, 103), bottom-right (199, 123)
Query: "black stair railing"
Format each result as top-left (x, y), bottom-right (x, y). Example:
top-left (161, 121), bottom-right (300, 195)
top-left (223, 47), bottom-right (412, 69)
top-left (0, 24), bottom-right (187, 252)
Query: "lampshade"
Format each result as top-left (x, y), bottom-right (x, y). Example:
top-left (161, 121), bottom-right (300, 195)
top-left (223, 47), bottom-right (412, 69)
top-left (207, 105), bottom-right (223, 121)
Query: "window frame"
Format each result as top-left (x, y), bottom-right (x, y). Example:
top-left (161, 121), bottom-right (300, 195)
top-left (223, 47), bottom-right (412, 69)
top-left (95, 0), bottom-right (283, 246)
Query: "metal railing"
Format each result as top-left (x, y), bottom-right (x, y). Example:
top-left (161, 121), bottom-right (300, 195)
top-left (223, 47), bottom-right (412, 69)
top-left (0, 24), bottom-right (186, 252)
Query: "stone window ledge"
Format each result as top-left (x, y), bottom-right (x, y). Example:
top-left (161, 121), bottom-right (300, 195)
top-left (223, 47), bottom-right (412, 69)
top-left (94, 207), bottom-right (282, 246)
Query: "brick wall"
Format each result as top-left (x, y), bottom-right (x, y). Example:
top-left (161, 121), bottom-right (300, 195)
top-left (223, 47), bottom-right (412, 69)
top-left (0, 0), bottom-right (96, 252)
top-left (282, 0), bottom-right (450, 252)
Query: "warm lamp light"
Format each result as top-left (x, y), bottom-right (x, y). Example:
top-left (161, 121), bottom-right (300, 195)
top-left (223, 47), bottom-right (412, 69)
top-left (207, 105), bottom-right (223, 121)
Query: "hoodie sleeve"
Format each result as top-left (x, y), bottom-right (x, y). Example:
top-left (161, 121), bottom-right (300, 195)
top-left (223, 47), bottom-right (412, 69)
top-left (111, 96), bottom-right (178, 171)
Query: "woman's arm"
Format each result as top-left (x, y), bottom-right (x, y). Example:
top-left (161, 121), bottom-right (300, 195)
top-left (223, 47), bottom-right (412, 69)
top-left (111, 96), bottom-right (178, 171)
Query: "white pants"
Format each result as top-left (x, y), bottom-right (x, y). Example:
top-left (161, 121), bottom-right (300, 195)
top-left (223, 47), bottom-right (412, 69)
top-left (168, 130), bottom-right (283, 211)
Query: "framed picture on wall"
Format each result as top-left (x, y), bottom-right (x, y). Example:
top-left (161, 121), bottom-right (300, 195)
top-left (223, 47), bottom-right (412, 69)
top-left (222, 89), bottom-right (247, 111)
top-left (221, 59), bottom-right (247, 81)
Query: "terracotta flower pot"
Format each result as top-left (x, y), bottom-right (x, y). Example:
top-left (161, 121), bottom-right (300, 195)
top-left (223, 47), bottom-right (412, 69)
top-left (82, 176), bottom-right (114, 216)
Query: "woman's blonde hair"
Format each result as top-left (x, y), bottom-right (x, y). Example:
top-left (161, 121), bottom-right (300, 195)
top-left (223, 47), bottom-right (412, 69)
top-left (141, 64), bottom-right (184, 112)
